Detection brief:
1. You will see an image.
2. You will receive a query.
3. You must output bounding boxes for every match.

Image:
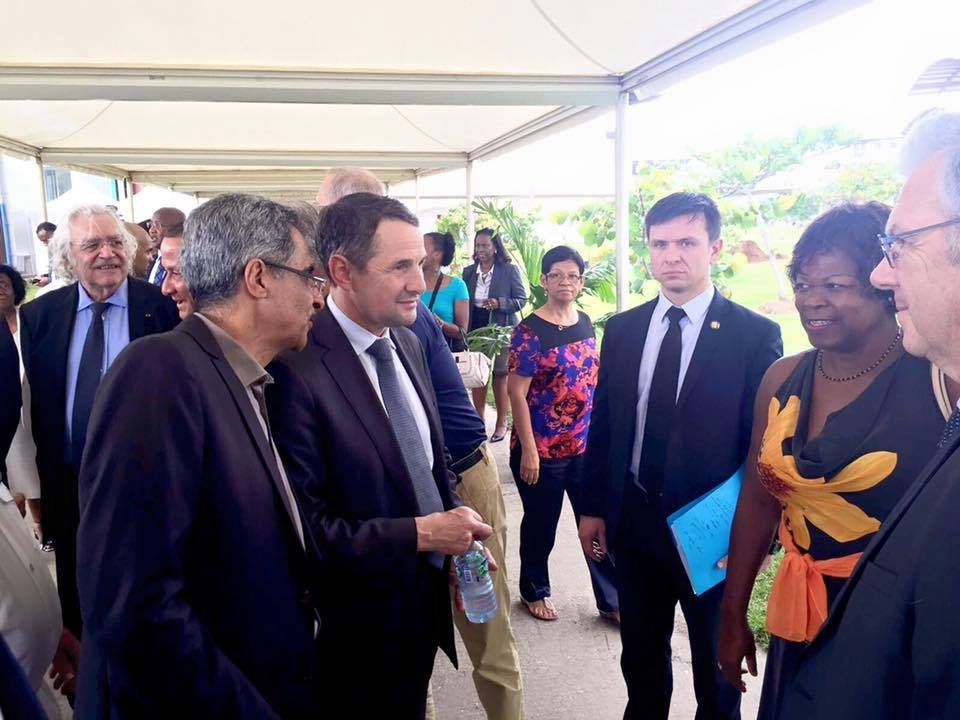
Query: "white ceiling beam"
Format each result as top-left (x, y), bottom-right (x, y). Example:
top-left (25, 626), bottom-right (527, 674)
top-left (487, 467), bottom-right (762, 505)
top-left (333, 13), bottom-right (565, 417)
top-left (0, 66), bottom-right (621, 106)
top-left (41, 148), bottom-right (466, 169)
top-left (468, 105), bottom-right (608, 162)
top-left (0, 134), bottom-right (39, 161)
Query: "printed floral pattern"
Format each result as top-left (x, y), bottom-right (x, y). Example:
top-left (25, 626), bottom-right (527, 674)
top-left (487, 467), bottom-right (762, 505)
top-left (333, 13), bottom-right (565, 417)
top-left (758, 395), bottom-right (896, 550)
top-left (509, 321), bottom-right (598, 459)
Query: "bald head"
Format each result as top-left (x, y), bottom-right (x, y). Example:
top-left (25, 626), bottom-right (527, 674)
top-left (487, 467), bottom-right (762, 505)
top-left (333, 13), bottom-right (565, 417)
top-left (315, 167), bottom-right (385, 206)
top-left (124, 221), bottom-right (153, 278)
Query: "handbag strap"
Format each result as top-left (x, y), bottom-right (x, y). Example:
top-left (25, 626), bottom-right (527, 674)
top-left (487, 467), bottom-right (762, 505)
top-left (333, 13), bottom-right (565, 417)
top-left (427, 272), bottom-right (444, 311)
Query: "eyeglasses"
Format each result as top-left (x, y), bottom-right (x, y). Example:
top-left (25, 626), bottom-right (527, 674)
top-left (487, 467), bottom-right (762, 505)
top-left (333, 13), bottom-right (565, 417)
top-left (262, 259), bottom-right (327, 290)
top-left (878, 217), bottom-right (960, 268)
top-left (77, 237), bottom-right (125, 254)
top-left (545, 271), bottom-right (584, 284)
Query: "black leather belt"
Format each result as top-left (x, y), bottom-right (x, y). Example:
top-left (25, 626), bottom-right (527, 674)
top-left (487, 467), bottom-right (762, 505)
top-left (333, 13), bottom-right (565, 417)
top-left (450, 445), bottom-right (485, 476)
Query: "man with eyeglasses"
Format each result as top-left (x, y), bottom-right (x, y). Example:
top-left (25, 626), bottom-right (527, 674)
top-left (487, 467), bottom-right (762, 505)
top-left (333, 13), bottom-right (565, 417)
top-left (18, 205), bottom-right (178, 639)
top-left (779, 112), bottom-right (960, 720)
top-left (74, 193), bottom-right (323, 717)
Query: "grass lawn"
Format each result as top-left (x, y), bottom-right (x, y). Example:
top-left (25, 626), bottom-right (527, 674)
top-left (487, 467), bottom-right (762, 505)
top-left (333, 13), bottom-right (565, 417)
top-left (579, 260), bottom-right (810, 356)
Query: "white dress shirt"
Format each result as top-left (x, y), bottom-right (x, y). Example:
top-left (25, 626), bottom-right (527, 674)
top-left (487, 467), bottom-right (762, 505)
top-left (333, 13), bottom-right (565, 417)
top-left (473, 267), bottom-right (493, 305)
top-left (630, 285), bottom-right (715, 476)
top-left (327, 294), bottom-right (434, 469)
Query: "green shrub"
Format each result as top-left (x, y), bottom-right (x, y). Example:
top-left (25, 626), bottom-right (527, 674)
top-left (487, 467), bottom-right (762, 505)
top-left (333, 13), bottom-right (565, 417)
top-left (747, 549), bottom-right (783, 649)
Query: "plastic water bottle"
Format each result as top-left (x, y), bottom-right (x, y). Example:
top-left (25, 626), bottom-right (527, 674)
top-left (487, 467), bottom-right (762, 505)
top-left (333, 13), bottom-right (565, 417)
top-left (454, 541), bottom-right (498, 623)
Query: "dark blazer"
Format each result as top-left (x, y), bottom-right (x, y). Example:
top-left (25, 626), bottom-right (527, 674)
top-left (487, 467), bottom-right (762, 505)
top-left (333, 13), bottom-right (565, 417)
top-left (267, 306), bottom-right (459, 712)
top-left (75, 314), bottom-right (317, 719)
top-left (583, 290), bottom-right (783, 537)
top-left (0, 321), bottom-right (20, 486)
top-left (780, 431), bottom-right (960, 719)
top-left (18, 279), bottom-right (179, 535)
top-left (463, 261), bottom-right (527, 327)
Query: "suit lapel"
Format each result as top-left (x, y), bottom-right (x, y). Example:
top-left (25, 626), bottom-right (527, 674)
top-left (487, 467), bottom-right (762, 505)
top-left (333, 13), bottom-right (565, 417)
top-left (615, 301), bottom-right (656, 428)
top-left (313, 309), bottom-right (421, 512)
top-left (49, 285), bottom-right (80, 422)
top-left (464, 265), bottom-right (477, 300)
top-left (678, 291), bottom-right (729, 408)
top-left (180, 316), bottom-right (305, 552)
top-left (810, 432), bottom-right (960, 646)
top-left (127, 279), bottom-right (156, 340)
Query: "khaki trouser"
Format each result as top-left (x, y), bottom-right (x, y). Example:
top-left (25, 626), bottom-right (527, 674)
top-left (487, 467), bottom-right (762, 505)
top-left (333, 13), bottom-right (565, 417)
top-left (427, 444), bottom-right (524, 720)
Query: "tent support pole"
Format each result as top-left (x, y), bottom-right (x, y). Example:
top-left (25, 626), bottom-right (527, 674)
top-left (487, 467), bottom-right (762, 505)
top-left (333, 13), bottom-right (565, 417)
top-left (614, 92), bottom-right (630, 312)
top-left (35, 158), bottom-right (48, 222)
top-left (465, 160), bottom-right (475, 256)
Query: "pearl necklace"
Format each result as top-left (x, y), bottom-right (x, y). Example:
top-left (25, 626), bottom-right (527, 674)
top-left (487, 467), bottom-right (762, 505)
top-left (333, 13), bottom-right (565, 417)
top-left (817, 328), bottom-right (902, 383)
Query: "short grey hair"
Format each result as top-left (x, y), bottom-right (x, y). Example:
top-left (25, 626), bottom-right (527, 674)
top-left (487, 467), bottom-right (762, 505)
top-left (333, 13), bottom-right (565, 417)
top-left (284, 200), bottom-right (321, 244)
top-left (180, 193), bottom-right (304, 311)
top-left (899, 111), bottom-right (960, 262)
top-left (316, 167), bottom-right (385, 206)
top-left (61, 205), bottom-right (137, 275)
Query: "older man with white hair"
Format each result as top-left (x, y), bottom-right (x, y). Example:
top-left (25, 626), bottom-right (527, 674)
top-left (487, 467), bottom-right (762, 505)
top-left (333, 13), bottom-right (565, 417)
top-left (780, 111), bottom-right (960, 719)
top-left (18, 205), bottom-right (179, 637)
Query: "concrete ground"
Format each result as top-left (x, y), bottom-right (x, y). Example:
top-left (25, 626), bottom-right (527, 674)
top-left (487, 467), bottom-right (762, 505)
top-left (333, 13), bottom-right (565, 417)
top-left (432, 424), bottom-right (767, 720)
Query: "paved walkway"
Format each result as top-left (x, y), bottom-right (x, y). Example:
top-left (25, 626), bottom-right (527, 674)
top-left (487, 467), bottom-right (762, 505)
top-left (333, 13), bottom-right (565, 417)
top-left (432, 426), bottom-right (767, 719)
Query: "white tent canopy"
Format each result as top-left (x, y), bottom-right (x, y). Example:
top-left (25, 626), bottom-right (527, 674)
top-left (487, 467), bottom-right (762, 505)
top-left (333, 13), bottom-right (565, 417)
top-left (0, 0), bottom-right (866, 198)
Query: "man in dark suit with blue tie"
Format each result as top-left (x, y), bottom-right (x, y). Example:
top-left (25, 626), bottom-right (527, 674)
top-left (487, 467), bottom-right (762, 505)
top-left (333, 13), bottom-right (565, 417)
top-left (268, 192), bottom-right (493, 719)
top-left (579, 193), bottom-right (782, 720)
top-left (18, 206), bottom-right (179, 636)
top-left (778, 113), bottom-right (960, 720)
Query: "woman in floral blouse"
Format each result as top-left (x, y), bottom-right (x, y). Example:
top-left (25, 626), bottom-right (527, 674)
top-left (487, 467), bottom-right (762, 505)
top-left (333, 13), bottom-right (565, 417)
top-left (507, 246), bottom-right (618, 622)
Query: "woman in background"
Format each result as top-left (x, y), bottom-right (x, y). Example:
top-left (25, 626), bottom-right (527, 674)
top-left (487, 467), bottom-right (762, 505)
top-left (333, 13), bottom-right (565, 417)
top-left (422, 231), bottom-right (469, 349)
top-left (508, 246), bottom-right (618, 622)
top-left (464, 229), bottom-right (527, 441)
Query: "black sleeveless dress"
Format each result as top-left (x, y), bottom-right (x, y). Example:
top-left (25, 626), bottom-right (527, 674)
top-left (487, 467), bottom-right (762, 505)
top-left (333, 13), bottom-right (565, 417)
top-left (756, 350), bottom-right (944, 719)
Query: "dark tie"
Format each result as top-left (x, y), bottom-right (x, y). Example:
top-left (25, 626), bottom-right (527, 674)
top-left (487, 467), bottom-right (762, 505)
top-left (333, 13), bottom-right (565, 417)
top-left (939, 408), bottom-right (960, 449)
top-left (71, 302), bottom-right (108, 468)
top-left (366, 338), bottom-right (444, 567)
top-left (637, 306), bottom-right (687, 498)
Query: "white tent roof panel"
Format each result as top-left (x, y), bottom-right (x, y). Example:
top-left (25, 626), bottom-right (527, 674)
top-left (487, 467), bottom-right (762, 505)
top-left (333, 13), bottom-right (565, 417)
top-left (4, 0), bottom-right (756, 76)
top-left (0, 0), bottom-right (867, 197)
top-left (0, 100), bottom-right (553, 153)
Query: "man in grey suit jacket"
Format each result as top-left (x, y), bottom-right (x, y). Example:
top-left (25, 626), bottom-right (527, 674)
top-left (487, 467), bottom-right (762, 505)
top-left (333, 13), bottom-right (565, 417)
top-left (779, 112), bottom-right (960, 719)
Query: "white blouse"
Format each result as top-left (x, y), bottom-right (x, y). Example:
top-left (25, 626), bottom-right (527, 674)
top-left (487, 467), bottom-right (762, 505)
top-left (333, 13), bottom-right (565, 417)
top-left (473, 268), bottom-right (493, 305)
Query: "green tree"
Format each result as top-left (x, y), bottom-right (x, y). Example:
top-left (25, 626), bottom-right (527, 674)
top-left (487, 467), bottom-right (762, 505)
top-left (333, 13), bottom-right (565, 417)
top-left (695, 126), bottom-right (861, 299)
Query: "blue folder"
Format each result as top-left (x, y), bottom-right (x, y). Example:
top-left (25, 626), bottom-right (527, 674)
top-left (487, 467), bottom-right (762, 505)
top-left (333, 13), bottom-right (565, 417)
top-left (666, 466), bottom-right (744, 596)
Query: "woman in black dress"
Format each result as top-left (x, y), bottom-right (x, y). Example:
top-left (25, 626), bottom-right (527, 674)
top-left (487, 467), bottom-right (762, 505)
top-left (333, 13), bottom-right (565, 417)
top-left (718, 203), bottom-right (947, 718)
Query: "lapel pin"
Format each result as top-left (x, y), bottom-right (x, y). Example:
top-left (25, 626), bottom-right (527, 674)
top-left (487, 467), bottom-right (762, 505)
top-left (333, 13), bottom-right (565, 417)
top-left (710, 321), bottom-right (720, 330)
